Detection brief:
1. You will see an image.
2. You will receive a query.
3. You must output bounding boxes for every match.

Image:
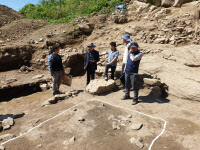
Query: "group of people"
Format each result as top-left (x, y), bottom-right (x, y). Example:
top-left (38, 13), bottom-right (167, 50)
top-left (48, 34), bottom-right (143, 105)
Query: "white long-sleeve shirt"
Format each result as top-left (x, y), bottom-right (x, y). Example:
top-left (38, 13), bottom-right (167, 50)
top-left (122, 42), bottom-right (131, 64)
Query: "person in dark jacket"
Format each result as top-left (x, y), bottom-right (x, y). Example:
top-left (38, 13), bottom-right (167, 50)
top-left (84, 43), bottom-right (99, 85)
top-left (121, 42), bottom-right (143, 105)
top-left (48, 45), bottom-right (65, 95)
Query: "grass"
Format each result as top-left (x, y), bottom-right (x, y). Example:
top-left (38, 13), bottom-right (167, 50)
top-left (19, 0), bottom-right (125, 23)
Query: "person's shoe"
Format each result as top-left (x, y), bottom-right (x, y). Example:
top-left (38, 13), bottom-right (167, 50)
top-left (104, 76), bottom-right (108, 81)
top-left (132, 99), bottom-right (138, 105)
top-left (121, 95), bottom-right (130, 100)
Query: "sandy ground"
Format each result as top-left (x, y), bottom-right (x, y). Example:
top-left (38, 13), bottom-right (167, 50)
top-left (0, 75), bottom-right (200, 150)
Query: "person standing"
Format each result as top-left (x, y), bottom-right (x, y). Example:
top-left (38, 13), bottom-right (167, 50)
top-left (100, 42), bottom-right (119, 81)
top-left (121, 42), bottom-right (143, 105)
top-left (48, 45), bottom-right (65, 95)
top-left (121, 34), bottom-right (132, 75)
top-left (84, 43), bottom-right (99, 85)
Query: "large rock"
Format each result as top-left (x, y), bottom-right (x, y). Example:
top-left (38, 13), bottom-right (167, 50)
top-left (140, 45), bottom-right (200, 101)
top-left (161, 0), bottom-right (174, 7)
top-left (86, 79), bottom-right (117, 95)
top-left (173, 0), bottom-right (193, 7)
top-left (143, 78), bottom-right (161, 86)
top-left (78, 23), bottom-right (94, 33)
top-left (2, 117), bottom-right (14, 130)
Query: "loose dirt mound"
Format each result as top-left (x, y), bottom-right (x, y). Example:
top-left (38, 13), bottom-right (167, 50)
top-left (0, 5), bottom-right (24, 27)
top-left (0, 19), bottom-right (47, 42)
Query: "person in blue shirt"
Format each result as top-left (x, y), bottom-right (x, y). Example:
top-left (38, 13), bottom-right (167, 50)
top-left (84, 43), bottom-right (99, 85)
top-left (100, 42), bottom-right (119, 81)
top-left (121, 42), bottom-right (143, 105)
top-left (48, 45), bottom-right (65, 95)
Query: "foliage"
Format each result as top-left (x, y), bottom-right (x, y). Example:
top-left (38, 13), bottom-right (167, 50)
top-left (19, 0), bottom-right (125, 23)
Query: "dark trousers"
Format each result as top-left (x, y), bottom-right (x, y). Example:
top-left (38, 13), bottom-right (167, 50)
top-left (104, 64), bottom-right (116, 80)
top-left (87, 69), bottom-right (95, 85)
top-left (125, 73), bottom-right (139, 100)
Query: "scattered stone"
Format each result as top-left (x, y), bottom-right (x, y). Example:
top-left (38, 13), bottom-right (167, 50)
top-left (0, 145), bottom-right (5, 150)
top-left (32, 74), bottom-right (44, 80)
top-left (40, 84), bottom-right (49, 91)
top-left (131, 123), bottom-right (143, 130)
top-left (39, 38), bottom-right (44, 42)
top-left (54, 94), bottom-right (67, 101)
top-left (63, 136), bottom-right (76, 145)
top-left (86, 79), bottom-right (117, 95)
top-left (5, 78), bottom-right (17, 84)
top-left (130, 137), bottom-right (144, 149)
top-left (143, 78), bottom-right (161, 86)
top-left (78, 117), bottom-right (85, 123)
top-left (112, 122), bottom-right (120, 130)
top-left (37, 144), bottom-right (43, 148)
top-left (74, 108), bottom-right (77, 111)
top-left (2, 117), bottom-right (14, 130)
top-left (63, 31), bottom-right (66, 33)
top-left (154, 38), bottom-right (168, 44)
top-left (112, 15), bottom-right (128, 24)
top-left (108, 115), bottom-right (115, 120)
top-left (78, 23), bottom-right (94, 33)
top-left (65, 92), bottom-right (72, 97)
top-left (41, 100), bottom-right (51, 107)
top-left (0, 134), bottom-right (16, 140)
top-left (127, 115), bottom-right (132, 118)
top-left (71, 90), bottom-right (78, 95)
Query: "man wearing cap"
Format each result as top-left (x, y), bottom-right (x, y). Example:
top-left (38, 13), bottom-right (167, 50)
top-left (121, 42), bottom-right (143, 105)
top-left (84, 43), bottom-right (99, 85)
top-left (122, 34), bottom-right (132, 74)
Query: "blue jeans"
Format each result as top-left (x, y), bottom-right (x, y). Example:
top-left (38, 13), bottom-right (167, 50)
top-left (125, 73), bottom-right (139, 99)
top-left (104, 64), bottom-right (116, 80)
top-left (52, 71), bottom-right (63, 94)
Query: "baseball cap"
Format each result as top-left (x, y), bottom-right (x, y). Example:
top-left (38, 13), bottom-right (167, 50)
top-left (123, 34), bottom-right (132, 41)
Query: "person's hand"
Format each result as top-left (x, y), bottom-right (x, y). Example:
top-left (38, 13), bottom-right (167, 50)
top-left (84, 67), bottom-right (86, 70)
top-left (123, 71), bottom-right (125, 74)
top-left (90, 59), bottom-right (95, 63)
top-left (107, 63), bottom-right (110, 65)
top-left (129, 50), bottom-right (133, 54)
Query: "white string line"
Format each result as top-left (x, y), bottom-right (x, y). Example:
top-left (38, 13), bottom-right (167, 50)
top-left (156, 99), bottom-right (200, 114)
top-left (1, 99), bottom-right (167, 150)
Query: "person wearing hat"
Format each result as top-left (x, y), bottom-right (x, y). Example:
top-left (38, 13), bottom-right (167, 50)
top-left (122, 34), bottom-right (132, 74)
top-left (84, 43), bottom-right (99, 85)
top-left (121, 42), bottom-right (143, 105)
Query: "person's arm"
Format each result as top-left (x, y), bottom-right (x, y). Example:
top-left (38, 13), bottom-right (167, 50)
top-left (99, 51), bottom-right (107, 57)
top-left (108, 51), bottom-right (119, 65)
top-left (122, 46), bottom-right (128, 64)
top-left (129, 52), bottom-right (143, 61)
top-left (48, 54), bottom-right (54, 76)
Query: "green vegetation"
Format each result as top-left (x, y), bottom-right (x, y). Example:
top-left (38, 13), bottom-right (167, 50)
top-left (19, 0), bottom-right (125, 23)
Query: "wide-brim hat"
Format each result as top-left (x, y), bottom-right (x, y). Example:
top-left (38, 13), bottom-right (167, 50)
top-left (88, 43), bottom-right (96, 48)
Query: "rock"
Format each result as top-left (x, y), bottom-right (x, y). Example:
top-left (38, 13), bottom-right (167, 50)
top-left (130, 137), bottom-right (144, 149)
top-left (54, 94), bottom-right (67, 101)
top-left (131, 123), bottom-right (143, 130)
top-left (39, 38), bottom-right (44, 42)
top-left (65, 92), bottom-right (72, 97)
top-left (78, 117), bottom-right (85, 123)
top-left (86, 79), bottom-right (117, 95)
top-left (112, 15), bottom-right (128, 24)
top-left (41, 100), bottom-right (51, 107)
top-left (32, 74), bottom-right (44, 80)
top-left (71, 90), bottom-right (78, 95)
top-left (63, 136), bottom-right (76, 145)
top-left (5, 78), bottom-right (17, 84)
top-left (0, 134), bottom-right (16, 140)
top-left (2, 117), bottom-right (14, 130)
top-left (0, 145), bottom-right (5, 150)
top-left (143, 78), bottom-right (161, 86)
top-left (161, 0), bottom-right (174, 7)
top-left (127, 115), bottom-right (132, 118)
top-left (112, 122), bottom-right (120, 130)
top-left (154, 38), bottom-right (167, 44)
top-left (41, 97), bottom-right (57, 106)
top-left (150, 86), bottom-right (162, 98)
top-left (37, 144), bottom-right (43, 148)
top-left (173, 0), bottom-right (193, 7)
top-left (40, 84), bottom-right (49, 91)
top-left (78, 23), bottom-right (94, 33)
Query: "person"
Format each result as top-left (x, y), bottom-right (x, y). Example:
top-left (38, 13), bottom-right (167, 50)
top-left (122, 34), bottom-right (132, 75)
top-left (100, 42), bottom-right (119, 81)
top-left (84, 43), bottom-right (99, 85)
top-left (121, 42), bottom-right (143, 105)
top-left (48, 45), bottom-right (65, 95)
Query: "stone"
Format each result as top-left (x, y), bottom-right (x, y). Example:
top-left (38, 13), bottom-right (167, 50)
top-left (37, 144), bottom-right (43, 148)
top-left (161, 0), bottom-right (174, 7)
top-left (54, 94), bottom-right (67, 101)
top-left (39, 38), bottom-right (44, 42)
top-left (40, 84), bottom-right (49, 91)
top-left (2, 117), bottom-right (14, 129)
top-left (0, 145), bottom-right (4, 150)
top-left (65, 92), bottom-right (72, 97)
top-left (150, 86), bottom-right (162, 98)
top-left (112, 122), bottom-right (120, 130)
top-left (32, 74), bottom-right (44, 80)
top-left (127, 115), bottom-right (132, 118)
top-left (41, 100), bottom-right (51, 107)
top-left (86, 79), bottom-right (117, 95)
top-left (63, 136), bottom-right (76, 145)
top-left (173, 0), bottom-right (193, 7)
top-left (154, 38), bottom-right (167, 44)
top-left (143, 78), bottom-right (161, 86)
top-left (112, 15), bottom-right (128, 24)
top-left (78, 23), bottom-right (94, 33)
top-left (130, 137), bottom-right (144, 149)
top-left (5, 78), bottom-right (17, 84)
top-left (131, 123), bottom-right (143, 130)
top-left (0, 134), bottom-right (16, 140)
top-left (78, 117), bottom-right (85, 123)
